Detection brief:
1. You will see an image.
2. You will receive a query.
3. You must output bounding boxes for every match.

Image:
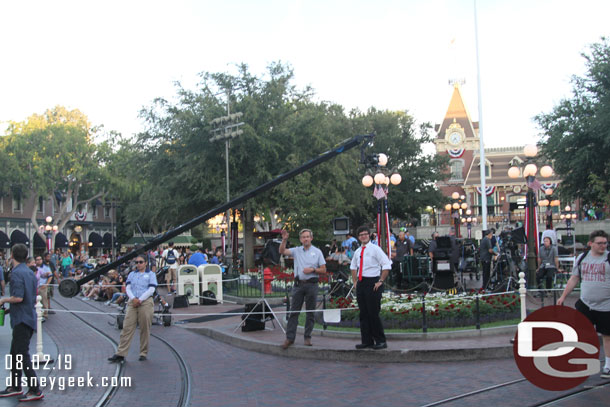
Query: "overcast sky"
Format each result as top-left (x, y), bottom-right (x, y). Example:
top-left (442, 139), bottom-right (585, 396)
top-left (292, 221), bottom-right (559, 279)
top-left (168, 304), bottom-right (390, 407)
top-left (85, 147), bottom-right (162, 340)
top-left (1, 0), bottom-right (608, 147)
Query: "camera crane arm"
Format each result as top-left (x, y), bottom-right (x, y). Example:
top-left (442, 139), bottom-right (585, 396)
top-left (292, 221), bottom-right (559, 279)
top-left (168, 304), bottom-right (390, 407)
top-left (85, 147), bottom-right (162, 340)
top-left (59, 133), bottom-right (375, 298)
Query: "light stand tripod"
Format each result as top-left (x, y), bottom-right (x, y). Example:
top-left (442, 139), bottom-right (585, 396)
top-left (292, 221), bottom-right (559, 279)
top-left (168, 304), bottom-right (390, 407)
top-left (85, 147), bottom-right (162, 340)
top-left (234, 264), bottom-right (285, 333)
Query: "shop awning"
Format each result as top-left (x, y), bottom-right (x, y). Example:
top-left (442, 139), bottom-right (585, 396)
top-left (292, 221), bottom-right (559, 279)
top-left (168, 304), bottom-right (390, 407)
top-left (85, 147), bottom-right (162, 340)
top-left (55, 232), bottom-right (69, 249)
top-left (88, 232), bottom-right (104, 248)
top-left (0, 231), bottom-right (10, 249)
top-left (103, 233), bottom-right (119, 248)
top-left (10, 230), bottom-right (30, 248)
top-left (33, 233), bottom-right (46, 248)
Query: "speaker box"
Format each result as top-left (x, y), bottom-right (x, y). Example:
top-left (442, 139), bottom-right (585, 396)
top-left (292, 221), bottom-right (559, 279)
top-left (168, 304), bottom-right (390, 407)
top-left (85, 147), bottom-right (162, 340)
top-left (173, 295), bottom-right (190, 308)
top-left (241, 318), bottom-right (265, 332)
top-left (201, 290), bottom-right (217, 305)
top-left (241, 302), bottom-right (273, 332)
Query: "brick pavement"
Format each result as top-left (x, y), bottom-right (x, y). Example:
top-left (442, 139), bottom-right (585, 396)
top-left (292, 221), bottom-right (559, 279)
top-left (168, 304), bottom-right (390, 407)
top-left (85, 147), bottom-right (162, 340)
top-left (2, 289), bottom-right (607, 406)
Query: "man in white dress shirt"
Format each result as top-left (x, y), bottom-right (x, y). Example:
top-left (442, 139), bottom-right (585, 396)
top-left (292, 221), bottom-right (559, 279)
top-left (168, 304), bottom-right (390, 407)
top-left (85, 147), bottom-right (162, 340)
top-left (351, 226), bottom-right (392, 350)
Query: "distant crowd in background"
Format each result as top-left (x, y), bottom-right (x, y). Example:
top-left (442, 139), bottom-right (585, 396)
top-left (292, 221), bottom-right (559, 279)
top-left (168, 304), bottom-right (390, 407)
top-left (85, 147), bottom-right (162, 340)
top-left (0, 242), bottom-right (225, 316)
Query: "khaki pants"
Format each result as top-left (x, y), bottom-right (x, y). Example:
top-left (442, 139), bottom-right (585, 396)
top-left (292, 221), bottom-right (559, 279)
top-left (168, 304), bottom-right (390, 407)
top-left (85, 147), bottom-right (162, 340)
top-left (165, 266), bottom-right (177, 289)
top-left (39, 285), bottom-right (50, 318)
top-left (116, 297), bottom-right (154, 357)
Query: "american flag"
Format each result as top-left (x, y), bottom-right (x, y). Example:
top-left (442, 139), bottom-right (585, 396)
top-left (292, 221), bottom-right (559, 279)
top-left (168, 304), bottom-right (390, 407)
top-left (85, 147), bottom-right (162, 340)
top-left (526, 178), bottom-right (542, 191)
top-left (373, 184), bottom-right (387, 200)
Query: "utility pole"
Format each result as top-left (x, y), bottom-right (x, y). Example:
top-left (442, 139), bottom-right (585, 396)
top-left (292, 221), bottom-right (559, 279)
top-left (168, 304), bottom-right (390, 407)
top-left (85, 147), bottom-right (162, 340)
top-left (210, 97), bottom-right (244, 268)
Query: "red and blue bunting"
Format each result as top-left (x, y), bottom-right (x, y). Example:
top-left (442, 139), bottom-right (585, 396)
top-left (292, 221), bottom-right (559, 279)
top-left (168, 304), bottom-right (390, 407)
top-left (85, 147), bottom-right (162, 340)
top-left (447, 148), bottom-right (465, 158)
top-left (541, 183), bottom-right (557, 191)
top-left (476, 186), bottom-right (496, 196)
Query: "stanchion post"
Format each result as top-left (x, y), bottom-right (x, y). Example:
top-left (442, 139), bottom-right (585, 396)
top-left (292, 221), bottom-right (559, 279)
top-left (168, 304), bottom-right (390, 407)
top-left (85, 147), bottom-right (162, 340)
top-left (519, 272), bottom-right (527, 321)
top-left (421, 295), bottom-right (427, 333)
top-left (475, 294), bottom-right (480, 330)
top-left (35, 295), bottom-right (44, 358)
top-left (285, 283), bottom-right (291, 322)
top-left (322, 291), bottom-right (327, 331)
top-left (553, 289), bottom-right (557, 305)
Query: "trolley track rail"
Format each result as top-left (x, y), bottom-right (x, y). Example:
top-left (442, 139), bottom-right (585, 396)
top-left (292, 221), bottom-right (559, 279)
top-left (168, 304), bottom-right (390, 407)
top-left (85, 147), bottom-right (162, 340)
top-left (420, 375), bottom-right (610, 407)
top-left (52, 296), bottom-right (191, 407)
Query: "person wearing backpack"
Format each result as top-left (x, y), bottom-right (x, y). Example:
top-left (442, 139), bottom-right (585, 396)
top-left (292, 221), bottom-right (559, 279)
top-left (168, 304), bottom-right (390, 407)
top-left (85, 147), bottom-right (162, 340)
top-left (162, 242), bottom-right (179, 293)
top-left (558, 230), bottom-right (610, 379)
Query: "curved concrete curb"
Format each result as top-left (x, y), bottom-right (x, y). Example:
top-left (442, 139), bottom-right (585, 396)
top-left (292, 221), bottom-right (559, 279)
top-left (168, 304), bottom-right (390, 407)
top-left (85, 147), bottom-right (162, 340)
top-left (304, 325), bottom-right (518, 340)
top-left (186, 326), bottom-right (514, 363)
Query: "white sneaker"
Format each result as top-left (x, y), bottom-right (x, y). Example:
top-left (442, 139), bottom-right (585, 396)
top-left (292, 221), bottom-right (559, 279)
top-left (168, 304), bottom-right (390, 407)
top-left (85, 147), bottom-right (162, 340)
top-left (105, 301), bottom-right (111, 306)
top-left (601, 367), bottom-right (610, 379)
top-left (82, 297), bottom-right (91, 301)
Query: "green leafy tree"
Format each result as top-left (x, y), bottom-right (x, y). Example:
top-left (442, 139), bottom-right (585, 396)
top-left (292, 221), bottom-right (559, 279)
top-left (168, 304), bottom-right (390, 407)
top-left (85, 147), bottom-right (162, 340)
top-left (536, 38), bottom-right (610, 206)
top-left (132, 63), bottom-right (447, 268)
top-left (0, 106), bottom-right (124, 239)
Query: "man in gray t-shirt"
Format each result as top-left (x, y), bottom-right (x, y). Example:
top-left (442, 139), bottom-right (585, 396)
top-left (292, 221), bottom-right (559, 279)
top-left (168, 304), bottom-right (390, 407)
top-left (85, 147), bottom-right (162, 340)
top-left (558, 230), bottom-right (610, 379)
top-left (279, 229), bottom-right (326, 349)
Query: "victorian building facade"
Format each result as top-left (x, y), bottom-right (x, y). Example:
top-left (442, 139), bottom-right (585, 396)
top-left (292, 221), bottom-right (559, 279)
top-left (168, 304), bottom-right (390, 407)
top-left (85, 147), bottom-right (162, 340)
top-left (433, 83), bottom-right (562, 230)
top-left (0, 193), bottom-right (117, 256)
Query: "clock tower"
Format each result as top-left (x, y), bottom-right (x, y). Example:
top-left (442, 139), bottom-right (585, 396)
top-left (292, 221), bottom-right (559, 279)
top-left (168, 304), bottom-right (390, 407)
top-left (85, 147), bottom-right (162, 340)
top-left (434, 82), bottom-right (479, 192)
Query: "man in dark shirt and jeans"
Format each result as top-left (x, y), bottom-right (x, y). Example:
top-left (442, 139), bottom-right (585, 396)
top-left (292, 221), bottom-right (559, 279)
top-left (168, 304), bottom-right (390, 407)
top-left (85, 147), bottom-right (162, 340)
top-left (0, 243), bottom-right (43, 401)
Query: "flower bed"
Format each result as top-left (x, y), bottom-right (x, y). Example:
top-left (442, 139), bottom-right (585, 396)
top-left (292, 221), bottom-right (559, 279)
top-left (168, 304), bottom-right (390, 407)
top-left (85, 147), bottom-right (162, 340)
top-left (324, 290), bottom-right (520, 329)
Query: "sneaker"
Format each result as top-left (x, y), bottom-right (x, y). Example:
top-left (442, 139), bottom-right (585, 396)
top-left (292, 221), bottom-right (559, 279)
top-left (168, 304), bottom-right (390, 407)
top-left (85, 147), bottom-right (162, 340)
top-left (104, 301), bottom-right (111, 306)
top-left (138, 355), bottom-right (147, 361)
top-left (82, 297), bottom-right (91, 301)
top-left (0, 388), bottom-right (23, 398)
top-left (18, 390), bottom-right (43, 402)
top-left (601, 367), bottom-right (610, 379)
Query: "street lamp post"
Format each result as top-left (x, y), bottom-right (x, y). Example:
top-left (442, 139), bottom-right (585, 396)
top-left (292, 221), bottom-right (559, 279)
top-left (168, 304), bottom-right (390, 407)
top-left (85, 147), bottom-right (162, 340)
top-left (361, 153), bottom-right (402, 258)
top-left (445, 192), bottom-right (468, 238)
top-left (560, 205), bottom-right (578, 256)
top-left (560, 205), bottom-right (578, 236)
top-left (461, 209), bottom-right (476, 239)
top-left (43, 216), bottom-right (58, 252)
top-left (508, 144), bottom-right (554, 287)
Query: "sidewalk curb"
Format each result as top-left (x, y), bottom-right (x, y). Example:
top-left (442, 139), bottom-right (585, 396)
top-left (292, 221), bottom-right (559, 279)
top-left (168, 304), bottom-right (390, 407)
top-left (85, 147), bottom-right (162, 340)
top-left (186, 326), bottom-right (514, 363)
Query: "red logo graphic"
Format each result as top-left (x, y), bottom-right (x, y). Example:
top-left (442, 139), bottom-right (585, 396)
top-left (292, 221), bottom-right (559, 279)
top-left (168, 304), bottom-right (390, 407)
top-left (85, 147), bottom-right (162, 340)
top-left (513, 305), bottom-right (600, 391)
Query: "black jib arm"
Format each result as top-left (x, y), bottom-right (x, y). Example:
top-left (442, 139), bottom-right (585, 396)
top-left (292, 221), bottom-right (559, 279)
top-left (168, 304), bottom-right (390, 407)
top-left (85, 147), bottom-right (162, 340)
top-left (58, 133), bottom-right (374, 297)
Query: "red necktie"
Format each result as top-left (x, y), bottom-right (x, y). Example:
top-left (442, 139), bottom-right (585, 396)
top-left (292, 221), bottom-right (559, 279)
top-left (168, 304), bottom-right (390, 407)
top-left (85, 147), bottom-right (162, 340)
top-left (358, 245), bottom-right (366, 281)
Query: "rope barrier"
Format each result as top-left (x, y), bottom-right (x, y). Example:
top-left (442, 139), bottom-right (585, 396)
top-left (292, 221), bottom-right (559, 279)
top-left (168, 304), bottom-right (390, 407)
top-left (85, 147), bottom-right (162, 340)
top-left (41, 306), bottom-right (357, 317)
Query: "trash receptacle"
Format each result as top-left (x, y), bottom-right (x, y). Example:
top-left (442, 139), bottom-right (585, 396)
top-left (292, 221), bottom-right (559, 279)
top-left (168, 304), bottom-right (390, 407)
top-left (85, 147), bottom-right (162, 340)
top-left (177, 265), bottom-right (199, 305)
top-left (198, 264), bottom-right (223, 304)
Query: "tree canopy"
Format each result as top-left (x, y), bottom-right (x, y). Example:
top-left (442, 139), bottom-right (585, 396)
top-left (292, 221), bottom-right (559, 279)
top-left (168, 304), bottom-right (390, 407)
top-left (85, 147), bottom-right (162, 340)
top-left (0, 106), bottom-right (125, 234)
top-left (536, 37), bottom-right (610, 206)
top-left (129, 62), bottom-right (447, 239)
